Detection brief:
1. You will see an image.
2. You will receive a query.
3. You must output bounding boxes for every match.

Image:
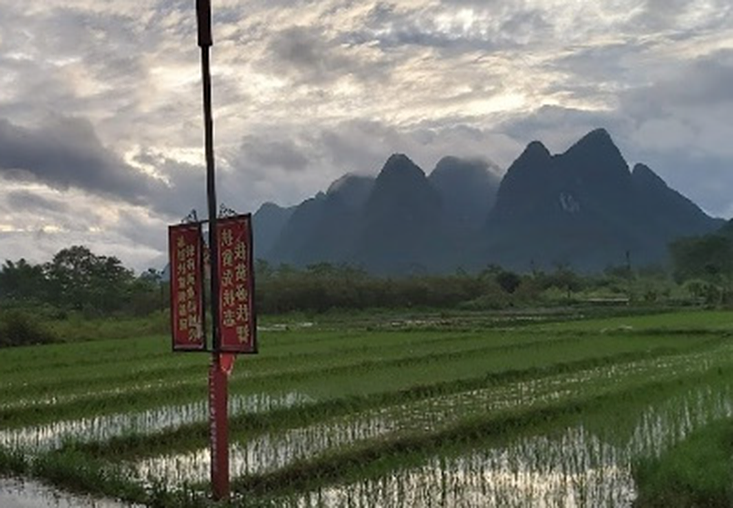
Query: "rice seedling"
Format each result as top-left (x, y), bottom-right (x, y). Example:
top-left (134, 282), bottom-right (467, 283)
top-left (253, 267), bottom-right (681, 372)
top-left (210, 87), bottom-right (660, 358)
top-left (0, 309), bottom-right (730, 506)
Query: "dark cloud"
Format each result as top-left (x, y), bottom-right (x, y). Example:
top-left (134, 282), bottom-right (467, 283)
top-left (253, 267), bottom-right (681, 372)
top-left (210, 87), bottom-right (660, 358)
top-left (270, 26), bottom-right (341, 72)
top-left (6, 190), bottom-right (70, 215)
top-left (131, 152), bottom-right (207, 219)
top-left (0, 115), bottom-right (158, 204)
top-left (622, 50), bottom-right (733, 115)
top-left (115, 209), bottom-right (168, 252)
top-left (240, 136), bottom-right (310, 172)
top-left (549, 41), bottom-right (651, 88)
top-left (220, 120), bottom-right (514, 212)
top-left (267, 25), bottom-right (390, 84)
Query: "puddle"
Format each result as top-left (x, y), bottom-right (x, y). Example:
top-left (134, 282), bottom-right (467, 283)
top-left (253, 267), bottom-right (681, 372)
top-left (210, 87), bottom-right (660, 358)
top-left (0, 477), bottom-right (140, 508)
top-left (258, 322), bottom-right (315, 332)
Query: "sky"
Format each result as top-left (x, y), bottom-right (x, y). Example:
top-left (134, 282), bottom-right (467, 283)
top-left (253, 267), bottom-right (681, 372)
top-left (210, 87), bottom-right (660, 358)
top-left (0, 0), bottom-right (731, 271)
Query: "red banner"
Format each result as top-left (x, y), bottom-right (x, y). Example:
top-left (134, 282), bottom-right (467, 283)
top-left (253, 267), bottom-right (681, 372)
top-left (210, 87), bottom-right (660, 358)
top-left (169, 223), bottom-right (206, 351)
top-left (216, 215), bottom-right (257, 353)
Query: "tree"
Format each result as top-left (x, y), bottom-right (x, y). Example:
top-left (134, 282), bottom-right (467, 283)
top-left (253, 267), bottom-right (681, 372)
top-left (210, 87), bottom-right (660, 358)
top-left (0, 259), bottom-right (47, 301)
top-left (670, 235), bottom-right (733, 284)
top-left (670, 234), bottom-right (733, 305)
top-left (495, 270), bottom-right (522, 294)
top-left (45, 246), bottom-right (134, 312)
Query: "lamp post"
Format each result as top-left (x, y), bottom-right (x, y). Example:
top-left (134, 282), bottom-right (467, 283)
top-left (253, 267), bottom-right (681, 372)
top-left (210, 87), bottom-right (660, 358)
top-left (196, 0), bottom-right (229, 500)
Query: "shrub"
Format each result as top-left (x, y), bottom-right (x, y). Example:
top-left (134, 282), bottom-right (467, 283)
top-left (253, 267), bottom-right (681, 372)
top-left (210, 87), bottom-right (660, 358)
top-left (0, 311), bottom-right (57, 347)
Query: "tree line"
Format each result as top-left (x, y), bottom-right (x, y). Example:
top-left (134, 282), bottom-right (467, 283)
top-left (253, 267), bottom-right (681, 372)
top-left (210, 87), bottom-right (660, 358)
top-left (668, 223), bottom-right (733, 305)
top-left (0, 246), bottom-right (163, 315)
top-left (1, 233), bottom-right (732, 319)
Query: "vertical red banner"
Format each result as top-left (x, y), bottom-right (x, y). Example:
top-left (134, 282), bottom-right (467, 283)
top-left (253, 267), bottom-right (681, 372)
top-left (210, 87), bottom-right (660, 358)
top-left (215, 214), bottom-right (257, 353)
top-left (169, 223), bottom-right (206, 350)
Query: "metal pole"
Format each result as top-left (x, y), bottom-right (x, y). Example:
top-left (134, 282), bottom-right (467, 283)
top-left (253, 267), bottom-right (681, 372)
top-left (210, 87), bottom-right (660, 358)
top-left (197, 0), bottom-right (229, 500)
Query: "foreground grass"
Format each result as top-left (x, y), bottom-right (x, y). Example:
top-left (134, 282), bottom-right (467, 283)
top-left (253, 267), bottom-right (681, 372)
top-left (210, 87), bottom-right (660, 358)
top-left (4, 365), bottom-right (728, 508)
top-left (0, 309), bottom-right (732, 506)
top-left (233, 368), bottom-right (733, 499)
top-left (633, 419), bottom-right (733, 508)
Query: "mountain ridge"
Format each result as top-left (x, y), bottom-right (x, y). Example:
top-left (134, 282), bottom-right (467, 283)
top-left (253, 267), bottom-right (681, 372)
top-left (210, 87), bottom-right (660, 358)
top-left (255, 129), bottom-right (723, 274)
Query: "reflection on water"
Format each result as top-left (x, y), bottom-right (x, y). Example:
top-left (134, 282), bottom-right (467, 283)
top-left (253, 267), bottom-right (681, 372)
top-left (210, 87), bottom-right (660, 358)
top-left (6, 343), bottom-right (732, 506)
top-left (0, 392), bottom-right (311, 453)
top-left (297, 430), bottom-right (636, 508)
top-left (134, 415), bottom-right (393, 485)
top-left (132, 346), bottom-right (730, 488)
top-left (290, 384), bottom-right (733, 507)
top-left (0, 477), bottom-right (141, 508)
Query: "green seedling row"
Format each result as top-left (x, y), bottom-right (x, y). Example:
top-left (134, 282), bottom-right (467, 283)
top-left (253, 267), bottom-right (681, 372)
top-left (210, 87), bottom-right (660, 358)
top-left (0, 309), bottom-right (731, 507)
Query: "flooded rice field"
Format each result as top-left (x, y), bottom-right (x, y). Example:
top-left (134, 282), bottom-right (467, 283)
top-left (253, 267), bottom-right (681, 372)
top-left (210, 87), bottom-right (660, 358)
top-left (132, 343), bottom-right (732, 487)
top-left (0, 392), bottom-right (311, 452)
top-left (288, 383), bottom-right (733, 507)
top-left (2, 310), bottom-right (733, 506)
top-left (0, 477), bottom-right (140, 508)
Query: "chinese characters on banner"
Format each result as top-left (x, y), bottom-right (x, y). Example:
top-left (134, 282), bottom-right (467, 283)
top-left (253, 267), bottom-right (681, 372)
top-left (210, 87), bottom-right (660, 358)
top-left (169, 223), bottom-right (206, 350)
top-left (216, 214), bottom-right (257, 353)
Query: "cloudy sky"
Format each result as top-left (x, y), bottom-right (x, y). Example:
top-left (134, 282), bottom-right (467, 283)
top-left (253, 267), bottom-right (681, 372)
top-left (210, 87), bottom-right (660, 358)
top-left (0, 0), bottom-right (731, 271)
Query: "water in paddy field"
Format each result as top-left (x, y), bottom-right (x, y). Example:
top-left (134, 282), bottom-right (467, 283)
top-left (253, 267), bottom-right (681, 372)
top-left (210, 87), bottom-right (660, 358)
top-left (284, 383), bottom-right (733, 507)
top-left (134, 414), bottom-right (393, 485)
top-left (0, 477), bottom-right (141, 508)
top-left (132, 347), bottom-right (731, 489)
top-left (0, 392), bottom-right (311, 452)
top-left (293, 430), bottom-right (635, 508)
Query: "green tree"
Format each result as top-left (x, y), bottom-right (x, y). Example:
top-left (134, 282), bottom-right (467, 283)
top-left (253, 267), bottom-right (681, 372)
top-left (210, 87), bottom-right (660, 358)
top-left (670, 235), bottom-right (733, 305)
top-left (0, 259), bottom-right (47, 301)
top-left (495, 270), bottom-right (522, 294)
top-left (670, 235), bottom-right (733, 283)
top-left (45, 246), bottom-right (134, 312)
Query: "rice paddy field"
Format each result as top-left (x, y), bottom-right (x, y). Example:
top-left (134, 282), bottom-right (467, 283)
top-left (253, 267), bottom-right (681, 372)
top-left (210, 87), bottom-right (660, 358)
top-left (1, 309), bottom-right (733, 507)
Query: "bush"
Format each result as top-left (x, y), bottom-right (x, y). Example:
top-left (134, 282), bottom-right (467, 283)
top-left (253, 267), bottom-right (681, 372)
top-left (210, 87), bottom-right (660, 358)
top-left (0, 311), bottom-right (58, 347)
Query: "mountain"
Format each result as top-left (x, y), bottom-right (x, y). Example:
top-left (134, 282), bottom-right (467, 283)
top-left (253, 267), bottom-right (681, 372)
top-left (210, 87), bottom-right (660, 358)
top-left (267, 174), bottom-right (374, 266)
top-left (254, 128), bottom-right (722, 274)
top-left (485, 129), bottom-right (722, 271)
top-left (252, 202), bottom-right (294, 259)
top-left (719, 219), bottom-right (733, 239)
top-left (352, 154), bottom-right (444, 273)
top-left (326, 173), bottom-right (374, 210)
top-left (631, 163), bottom-right (720, 247)
top-left (263, 155), bottom-right (456, 274)
top-left (429, 156), bottom-right (500, 231)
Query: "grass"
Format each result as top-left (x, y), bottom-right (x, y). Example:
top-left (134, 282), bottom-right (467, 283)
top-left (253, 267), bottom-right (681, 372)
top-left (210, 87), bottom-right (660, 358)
top-left (633, 419), bottom-right (733, 508)
top-left (0, 309), bottom-right (732, 506)
top-left (0, 330), bottom-right (718, 428)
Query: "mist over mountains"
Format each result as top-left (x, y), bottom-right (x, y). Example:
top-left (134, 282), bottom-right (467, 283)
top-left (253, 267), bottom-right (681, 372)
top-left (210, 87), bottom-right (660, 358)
top-left (254, 129), bottom-right (723, 274)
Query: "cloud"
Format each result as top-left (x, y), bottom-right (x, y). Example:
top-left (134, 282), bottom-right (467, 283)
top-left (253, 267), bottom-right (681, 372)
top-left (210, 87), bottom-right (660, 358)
top-left (0, 115), bottom-right (162, 204)
top-left (269, 26), bottom-right (353, 80)
top-left (130, 151), bottom-right (207, 219)
top-left (240, 136), bottom-right (310, 172)
top-left (634, 0), bottom-right (731, 31)
top-left (214, 119), bottom-right (519, 215)
top-left (0, 0), bottom-right (732, 269)
top-left (0, 180), bottom-right (164, 270)
top-left (5, 190), bottom-right (70, 215)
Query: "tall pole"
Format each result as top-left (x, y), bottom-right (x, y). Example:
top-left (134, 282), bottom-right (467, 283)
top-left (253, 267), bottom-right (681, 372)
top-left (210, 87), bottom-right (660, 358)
top-left (196, 0), bottom-right (229, 500)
